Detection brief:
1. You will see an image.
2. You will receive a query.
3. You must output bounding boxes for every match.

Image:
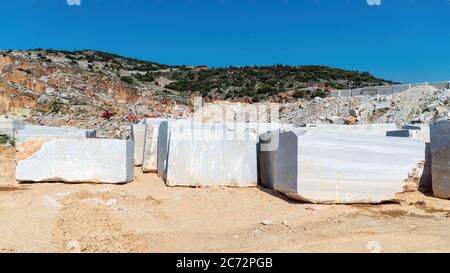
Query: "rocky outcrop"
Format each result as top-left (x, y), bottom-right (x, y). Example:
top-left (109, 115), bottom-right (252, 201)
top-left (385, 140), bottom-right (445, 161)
top-left (0, 50), bottom-right (178, 138)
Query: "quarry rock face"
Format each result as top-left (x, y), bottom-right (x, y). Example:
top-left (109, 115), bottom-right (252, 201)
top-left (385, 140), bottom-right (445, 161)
top-left (260, 129), bottom-right (426, 204)
top-left (0, 51), bottom-right (180, 139)
top-left (16, 138), bottom-right (134, 184)
top-left (0, 81), bottom-right (37, 115)
top-left (430, 120), bottom-right (450, 199)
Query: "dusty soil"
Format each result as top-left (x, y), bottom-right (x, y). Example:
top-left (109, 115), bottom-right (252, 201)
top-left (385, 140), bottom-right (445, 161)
top-left (0, 146), bottom-right (449, 253)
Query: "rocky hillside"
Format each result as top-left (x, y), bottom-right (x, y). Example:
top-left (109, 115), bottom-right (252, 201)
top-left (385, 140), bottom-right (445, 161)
top-left (0, 49), bottom-right (396, 136)
top-left (0, 50), bottom-right (181, 137)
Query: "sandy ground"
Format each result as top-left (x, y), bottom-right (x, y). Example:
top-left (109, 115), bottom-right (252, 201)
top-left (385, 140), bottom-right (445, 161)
top-left (0, 146), bottom-right (449, 253)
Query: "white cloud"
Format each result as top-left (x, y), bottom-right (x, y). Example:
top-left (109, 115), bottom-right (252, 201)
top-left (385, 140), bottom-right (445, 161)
top-left (66, 0), bottom-right (81, 6)
top-left (367, 0), bottom-right (381, 6)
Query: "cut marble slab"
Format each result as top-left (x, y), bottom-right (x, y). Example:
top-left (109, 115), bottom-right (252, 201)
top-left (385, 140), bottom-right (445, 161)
top-left (142, 118), bottom-right (174, 173)
top-left (131, 124), bottom-right (147, 166)
top-left (16, 138), bottom-right (134, 184)
top-left (166, 124), bottom-right (258, 187)
top-left (142, 124), bottom-right (160, 173)
top-left (260, 129), bottom-right (426, 204)
top-left (430, 120), bottom-right (450, 199)
top-left (157, 120), bottom-right (222, 179)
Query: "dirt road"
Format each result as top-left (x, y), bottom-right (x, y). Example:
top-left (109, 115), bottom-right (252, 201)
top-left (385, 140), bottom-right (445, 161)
top-left (0, 146), bottom-right (449, 253)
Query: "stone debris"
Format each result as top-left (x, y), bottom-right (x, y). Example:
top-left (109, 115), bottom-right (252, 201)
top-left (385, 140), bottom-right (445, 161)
top-left (66, 240), bottom-right (81, 253)
top-left (16, 138), bottom-right (134, 184)
top-left (281, 85), bottom-right (449, 128)
top-left (430, 120), bottom-right (450, 199)
top-left (261, 219), bottom-right (273, 225)
top-left (259, 129), bottom-right (426, 204)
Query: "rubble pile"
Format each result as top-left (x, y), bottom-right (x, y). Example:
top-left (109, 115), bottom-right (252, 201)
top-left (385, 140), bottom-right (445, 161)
top-left (280, 85), bottom-right (450, 127)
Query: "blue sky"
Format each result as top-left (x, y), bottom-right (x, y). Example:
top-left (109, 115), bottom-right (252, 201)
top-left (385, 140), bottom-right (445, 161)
top-left (0, 0), bottom-right (449, 83)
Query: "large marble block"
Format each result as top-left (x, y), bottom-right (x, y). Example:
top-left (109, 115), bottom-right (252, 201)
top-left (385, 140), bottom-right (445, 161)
top-left (165, 124), bottom-right (259, 187)
top-left (131, 124), bottom-right (147, 166)
top-left (386, 129), bottom-right (430, 142)
top-left (157, 120), bottom-right (223, 179)
top-left (16, 138), bottom-right (134, 184)
top-left (386, 125), bottom-right (431, 190)
top-left (430, 120), bottom-right (450, 199)
top-left (157, 121), bottom-right (293, 179)
top-left (141, 119), bottom-right (174, 173)
top-left (260, 130), bottom-right (426, 204)
top-left (142, 124), bottom-right (161, 173)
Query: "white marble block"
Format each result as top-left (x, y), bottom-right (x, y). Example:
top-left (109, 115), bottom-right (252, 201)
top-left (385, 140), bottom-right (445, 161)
top-left (141, 118), bottom-right (174, 173)
top-left (260, 129), bottom-right (426, 204)
top-left (157, 120), bottom-right (217, 179)
top-left (430, 120), bottom-right (450, 199)
top-left (157, 121), bottom-right (293, 180)
top-left (166, 123), bottom-right (258, 187)
top-left (131, 124), bottom-right (147, 166)
top-left (142, 124), bottom-right (160, 173)
top-left (16, 138), bottom-right (134, 184)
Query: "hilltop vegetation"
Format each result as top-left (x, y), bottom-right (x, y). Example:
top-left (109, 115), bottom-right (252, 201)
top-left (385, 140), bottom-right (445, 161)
top-left (0, 49), bottom-right (395, 102)
top-left (163, 65), bottom-right (394, 102)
